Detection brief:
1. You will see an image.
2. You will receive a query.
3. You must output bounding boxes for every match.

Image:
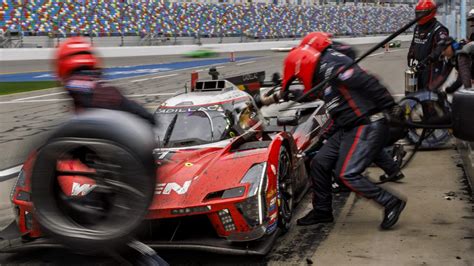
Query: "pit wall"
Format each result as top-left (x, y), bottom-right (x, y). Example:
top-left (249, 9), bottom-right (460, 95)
top-left (456, 140), bottom-right (474, 191)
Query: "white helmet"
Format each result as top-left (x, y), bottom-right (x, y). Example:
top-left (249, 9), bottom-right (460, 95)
top-left (468, 9), bottom-right (474, 21)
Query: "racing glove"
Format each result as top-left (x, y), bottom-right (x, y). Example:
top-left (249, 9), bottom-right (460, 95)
top-left (254, 91), bottom-right (282, 108)
top-left (383, 104), bottom-right (405, 126)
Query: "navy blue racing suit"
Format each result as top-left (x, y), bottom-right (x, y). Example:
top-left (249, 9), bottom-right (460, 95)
top-left (64, 71), bottom-right (156, 125)
top-left (309, 48), bottom-right (399, 212)
top-left (408, 19), bottom-right (449, 91)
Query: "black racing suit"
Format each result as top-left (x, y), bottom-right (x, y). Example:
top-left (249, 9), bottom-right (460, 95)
top-left (319, 117), bottom-right (401, 182)
top-left (445, 42), bottom-right (474, 93)
top-left (309, 48), bottom-right (399, 212)
top-left (64, 71), bottom-right (156, 125)
top-left (408, 19), bottom-right (449, 91)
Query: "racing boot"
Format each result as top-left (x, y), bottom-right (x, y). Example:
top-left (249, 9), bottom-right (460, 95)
top-left (297, 209), bottom-right (334, 226)
top-left (379, 171), bottom-right (405, 183)
top-left (380, 198), bottom-right (406, 230)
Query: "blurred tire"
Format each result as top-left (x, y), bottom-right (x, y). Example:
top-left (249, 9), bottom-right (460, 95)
top-left (31, 109), bottom-right (156, 252)
top-left (402, 92), bottom-right (451, 148)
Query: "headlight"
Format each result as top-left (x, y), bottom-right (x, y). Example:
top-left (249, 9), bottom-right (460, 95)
top-left (205, 163), bottom-right (265, 202)
top-left (236, 163), bottom-right (267, 227)
top-left (240, 163), bottom-right (266, 197)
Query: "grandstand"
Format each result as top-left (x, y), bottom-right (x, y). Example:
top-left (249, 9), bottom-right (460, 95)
top-left (0, 1), bottom-right (413, 48)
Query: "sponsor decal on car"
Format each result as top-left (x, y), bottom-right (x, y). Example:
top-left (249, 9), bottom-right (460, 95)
top-left (266, 220), bottom-right (278, 234)
top-left (267, 188), bottom-right (277, 200)
top-left (270, 212), bottom-right (278, 221)
top-left (269, 196), bottom-right (277, 212)
top-left (156, 105), bottom-right (224, 113)
top-left (155, 180), bottom-right (192, 195)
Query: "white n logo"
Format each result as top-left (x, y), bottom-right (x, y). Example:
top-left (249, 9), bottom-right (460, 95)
top-left (155, 181), bottom-right (192, 195)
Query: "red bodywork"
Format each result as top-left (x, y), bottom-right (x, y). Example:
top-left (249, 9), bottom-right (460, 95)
top-left (12, 131), bottom-right (298, 242)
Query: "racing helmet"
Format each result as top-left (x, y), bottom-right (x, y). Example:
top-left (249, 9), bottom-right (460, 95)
top-left (55, 37), bottom-right (100, 81)
top-left (415, 0), bottom-right (437, 25)
top-left (238, 104), bottom-right (261, 131)
top-left (299, 32), bottom-right (333, 53)
top-left (281, 46), bottom-right (321, 95)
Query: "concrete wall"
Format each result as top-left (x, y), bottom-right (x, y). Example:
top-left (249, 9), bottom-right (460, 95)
top-left (456, 140), bottom-right (474, 191)
top-left (1, 34), bottom-right (412, 61)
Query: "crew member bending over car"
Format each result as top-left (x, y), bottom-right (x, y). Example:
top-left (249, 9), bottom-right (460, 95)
top-left (297, 32), bottom-right (406, 184)
top-left (407, 0), bottom-right (449, 91)
top-left (256, 34), bottom-right (407, 230)
top-left (55, 37), bottom-right (156, 125)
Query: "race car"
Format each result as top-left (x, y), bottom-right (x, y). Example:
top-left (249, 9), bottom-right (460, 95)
top-left (6, 73), bottom-right (330, 255)
top-left (183, 48), bottom-right (219, 58)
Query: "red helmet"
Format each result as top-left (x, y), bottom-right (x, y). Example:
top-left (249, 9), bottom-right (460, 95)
top-left (415, 0), bottom-right (437, 25)
top-left (55, 37), bottom-right (100, 81)
top-left (299, 32), bottom-right (333, 52)
top-left (281, 46), bottom-right (321, 94)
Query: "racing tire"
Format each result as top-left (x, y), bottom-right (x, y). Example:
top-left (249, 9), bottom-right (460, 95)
top-left (402, 92), bottom-right (451, 149)
top-left (30, 109), bottom-right (156, 253)
top-left (277, 146), bottom-right (293, 233)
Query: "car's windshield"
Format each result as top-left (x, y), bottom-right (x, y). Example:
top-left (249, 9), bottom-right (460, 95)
top-left (155, 108), bottom-right (230, 147)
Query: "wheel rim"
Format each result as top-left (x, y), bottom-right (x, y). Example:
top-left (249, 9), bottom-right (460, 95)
top-left (406, 100), bottom-right (451, 147)
top-left (278, 149), bottom-right (293, 227)
top-left (55, 148), bottom-right (144, 226)
top-left (32, 139), bottom-right (151, 241)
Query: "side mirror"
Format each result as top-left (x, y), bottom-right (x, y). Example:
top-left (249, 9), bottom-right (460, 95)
top-left (277, 115), bottom-right (299, 126)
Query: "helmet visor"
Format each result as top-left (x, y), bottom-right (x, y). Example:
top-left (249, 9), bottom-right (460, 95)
top-left (415, 10), bottom-right (432, 20)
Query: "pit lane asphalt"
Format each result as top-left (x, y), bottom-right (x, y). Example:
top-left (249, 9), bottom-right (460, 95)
top-left (0, 43), bottom-right (412, 264)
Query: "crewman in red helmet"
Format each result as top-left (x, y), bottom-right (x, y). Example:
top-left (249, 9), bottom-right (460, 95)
top-left (54, 36), bottom-right (155, 125)
top-left (298, 32), bottom-right (406, 184)
top-left (407, 0), bottom-right (449, 91)
top-left (55, 37), bottom-right (167, 265)
top-left (257, 33), bottom-right (407, 230)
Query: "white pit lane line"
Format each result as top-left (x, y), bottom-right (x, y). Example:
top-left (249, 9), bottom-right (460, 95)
top-left (10, 91), bottom-right (67, 102)
top-left (127, 92), bottom-right (178, 98)
top-left (0, 165), bottom-right (22, 182)
top-left (131, 73), bottom-right (179, 83)
top-left (0, 99), bottom-right (71, 104)
top-left (236, 60), bottom-right (256, 66)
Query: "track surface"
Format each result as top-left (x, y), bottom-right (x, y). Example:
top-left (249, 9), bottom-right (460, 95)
top-left (4, 43), bottom-right (471, 265)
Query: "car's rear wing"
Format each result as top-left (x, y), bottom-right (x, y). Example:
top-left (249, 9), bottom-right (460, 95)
top-left (225, 71), bottom-right (266, 96)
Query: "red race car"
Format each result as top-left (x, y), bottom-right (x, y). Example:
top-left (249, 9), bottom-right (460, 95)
top-left (7, 74), bottom-right (330, 255)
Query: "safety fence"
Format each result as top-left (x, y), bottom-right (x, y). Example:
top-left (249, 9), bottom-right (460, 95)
top-left (1, 1), bottom-right (413, 40)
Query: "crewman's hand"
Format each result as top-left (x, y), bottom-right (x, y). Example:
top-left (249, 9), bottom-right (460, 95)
top-left (383, 104), bottom-right (405, 126)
